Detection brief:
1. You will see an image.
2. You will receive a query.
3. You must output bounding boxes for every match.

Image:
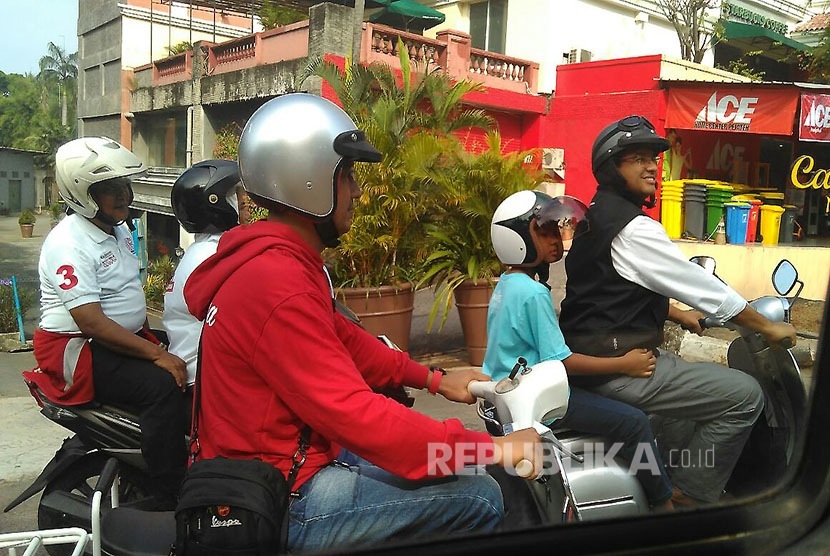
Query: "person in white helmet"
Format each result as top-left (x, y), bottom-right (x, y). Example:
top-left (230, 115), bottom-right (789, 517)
top-left (486, 190), bottom-right (673, 511)
top-left (25, 137), bottom-right (187, 507)
top-left (182, 93), bottom-right (545, 551)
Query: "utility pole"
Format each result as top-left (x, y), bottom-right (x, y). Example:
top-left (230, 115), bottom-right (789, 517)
top-left (352, 0), bottom-right (365, 63)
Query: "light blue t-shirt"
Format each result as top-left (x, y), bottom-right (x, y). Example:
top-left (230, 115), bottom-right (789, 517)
top-left (482, 272), bottom-right (572, 381)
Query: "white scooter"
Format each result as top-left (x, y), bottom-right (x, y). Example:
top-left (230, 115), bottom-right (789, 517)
top-left (468, 357), bottom-right (650, 523)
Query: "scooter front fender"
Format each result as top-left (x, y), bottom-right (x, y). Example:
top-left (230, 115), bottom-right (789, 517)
top-left (2, 435), bottom-right (90, 513)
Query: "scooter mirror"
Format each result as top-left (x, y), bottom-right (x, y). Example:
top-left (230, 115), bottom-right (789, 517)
top-left (689, 255), bottom-right (717, 274)
top-left (772, 259), bottom-right (798, 296)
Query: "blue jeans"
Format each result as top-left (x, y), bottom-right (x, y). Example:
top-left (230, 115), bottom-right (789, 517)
top-left (557, 387), bottom-right (673, 506)
top-left (286, 451), bottom-right (503, 553)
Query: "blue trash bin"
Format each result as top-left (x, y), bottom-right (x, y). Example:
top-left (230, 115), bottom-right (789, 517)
top-left (725, 202), bottom-right (750, 245)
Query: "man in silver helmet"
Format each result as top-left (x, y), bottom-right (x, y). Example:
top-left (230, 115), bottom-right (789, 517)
top-left (559, 115), bottom-right (796, 506)
top-left (27, 137), bottom-right (188, 508)
top-left (183, 93), bottom-right (544, 551)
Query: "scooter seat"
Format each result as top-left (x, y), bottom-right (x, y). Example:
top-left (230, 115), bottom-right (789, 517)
top-left (101, 507), bottom-right (175, 556)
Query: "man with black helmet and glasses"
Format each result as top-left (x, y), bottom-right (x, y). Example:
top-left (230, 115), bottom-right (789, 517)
top-left (27, 137), bottom-right (188, 508)
top-left (559, 116), bottom-right (797, 506)
top-left (182, 93), bottom-right (545, 551)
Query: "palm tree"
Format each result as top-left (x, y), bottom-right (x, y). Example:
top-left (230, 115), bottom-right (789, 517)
top-left (38, 42), bottom-right (78, 127)
top-left (300, 41), bottom-right (496, 288)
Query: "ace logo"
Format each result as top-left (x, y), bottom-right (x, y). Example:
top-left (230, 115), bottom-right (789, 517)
top-left (695, 92), bottom-right (758, 131)
top-left (803, 101), bottom-right (830, 133)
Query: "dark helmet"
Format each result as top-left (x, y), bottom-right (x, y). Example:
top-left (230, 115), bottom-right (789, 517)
top-left (591, 115), bottom-right (669, 178)
top-left (171, 159), bottom-right (241, 234)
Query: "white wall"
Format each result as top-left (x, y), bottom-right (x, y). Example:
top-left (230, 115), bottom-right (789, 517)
top-left (119, 4), bottom-right (256, 69)
top-left (428, 0), bottom-right (712, 94)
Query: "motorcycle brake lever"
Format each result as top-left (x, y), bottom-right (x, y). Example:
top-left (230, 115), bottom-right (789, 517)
top-left (541, 430), bottom-right (584, 463)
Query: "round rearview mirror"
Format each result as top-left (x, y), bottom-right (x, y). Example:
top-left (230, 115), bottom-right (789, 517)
top-left (690, 256), bottom-right (717, 275)
top-left (772, 259), bottom-right (798, 296)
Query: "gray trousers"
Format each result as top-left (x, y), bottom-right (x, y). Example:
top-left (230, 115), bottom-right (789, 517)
top-left (586, 350), bottom-right (764, 502)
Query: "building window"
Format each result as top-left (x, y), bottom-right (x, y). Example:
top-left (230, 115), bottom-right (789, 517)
top-left (139, 112), bottom-right (188, 168)
top-left (470, 0), bottom-right (507, 54)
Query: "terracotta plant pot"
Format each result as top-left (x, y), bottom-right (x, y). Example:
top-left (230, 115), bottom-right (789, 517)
top-left (19, 224), bottom-right (34, 238)
top-left (336, 283), bottom-right (415, 352)
top-left (453, 278), bottom-right (497, 366)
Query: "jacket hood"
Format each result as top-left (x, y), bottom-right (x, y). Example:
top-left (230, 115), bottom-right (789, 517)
top-left (184, 220), bottom-right (321, 320)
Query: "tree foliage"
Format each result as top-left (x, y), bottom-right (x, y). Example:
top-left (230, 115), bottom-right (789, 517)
top-left (39, 42), bottom-right (78, 127)
top-left (655, 0), bottom-right (721, 63)
top-left (717, 50), bottom-right (766, 81)
top-left (258, 0), bottom-right (307, 29)
top-left (0, 42), bottom-right (78, 175)
top-left (801, 26), bottom-right (830, 84)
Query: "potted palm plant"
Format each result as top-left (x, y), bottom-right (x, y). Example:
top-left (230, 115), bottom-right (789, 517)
top-left (305, 41), bottom-right (494, 351)
top-left (419, 132), bottom-right (547, 365)
top-left (18, 209), bottom-right (37, 238)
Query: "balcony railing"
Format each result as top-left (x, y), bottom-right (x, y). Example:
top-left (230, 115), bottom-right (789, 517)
top-left (135, 21), bottom-right (538, 95)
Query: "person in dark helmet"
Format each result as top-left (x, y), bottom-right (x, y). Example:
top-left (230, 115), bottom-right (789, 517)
top-left (164, 159), bottom-right (242, 390)
top-left (559, 115), bottom-right (797, 506)
top-left (182, 93), bottom-right (544, 552)
top-left (486, 190), bottom-right (673, 511)
top-left (28, 137), bottom-right (187, 508)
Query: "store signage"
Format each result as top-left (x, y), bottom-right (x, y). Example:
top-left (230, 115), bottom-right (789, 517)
top-left (799, 93), bottom-right (830, 142)
top-left (791, 155), bottom-right (830, 213)
top-left (666, 87), bottom-right (799, 135)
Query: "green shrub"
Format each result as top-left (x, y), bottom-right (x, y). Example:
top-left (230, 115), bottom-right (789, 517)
top-left (18, 209), bottom-right (36, 225)
top-left (0, 280), bottom-right (36, 334)
top-left (143, 255), bottom-right (175, 309)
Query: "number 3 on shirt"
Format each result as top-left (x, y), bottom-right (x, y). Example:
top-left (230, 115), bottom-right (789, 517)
top-left (57, 265), bottom-right (79, 290)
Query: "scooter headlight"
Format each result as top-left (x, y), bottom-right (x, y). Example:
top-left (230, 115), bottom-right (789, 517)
top-left (750, 296), bottom-right (790, 324)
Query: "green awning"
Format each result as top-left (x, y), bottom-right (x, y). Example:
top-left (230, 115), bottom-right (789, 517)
top-left (369, 0), bottom-right (445, 33)
top-left (721, 20), bottom-right (811, 59)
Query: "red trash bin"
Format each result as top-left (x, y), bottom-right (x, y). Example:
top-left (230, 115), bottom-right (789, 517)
top-left (744, 199), bottom-right (762, 242)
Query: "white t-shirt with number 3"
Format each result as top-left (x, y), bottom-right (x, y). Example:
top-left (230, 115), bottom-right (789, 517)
top-left (39, 213), bottom-right (147, 334)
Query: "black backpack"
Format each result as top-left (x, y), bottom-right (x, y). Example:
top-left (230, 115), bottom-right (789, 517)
top-left (173, 456), bottom-right (288, 555)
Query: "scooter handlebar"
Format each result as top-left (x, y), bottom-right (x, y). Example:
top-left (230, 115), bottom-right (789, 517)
top-left (468, 380), bottom-right (496, 402)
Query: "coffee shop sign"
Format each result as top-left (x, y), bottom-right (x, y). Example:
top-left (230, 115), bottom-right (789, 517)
top-left (791, 155), bottom-right (830, 213)
top-left (791, 155), bottom-right (830, 189)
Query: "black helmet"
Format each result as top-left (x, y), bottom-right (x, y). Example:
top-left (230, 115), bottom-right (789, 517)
top-left (171, 159), bottom-right (240, 234)
top-left (591, 115), bottom-right (669, 178)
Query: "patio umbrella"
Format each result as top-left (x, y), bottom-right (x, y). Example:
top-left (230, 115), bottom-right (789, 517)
top-left (332, 0), bottom-right (392, 8)
top-left (368, 0), bottom-right (446, 33)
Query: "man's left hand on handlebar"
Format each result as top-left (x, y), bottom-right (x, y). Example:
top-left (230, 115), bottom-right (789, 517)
top-left (668, 306), bottom-right (705, 335)
top-left (437, 369), bottom-right (492, 404)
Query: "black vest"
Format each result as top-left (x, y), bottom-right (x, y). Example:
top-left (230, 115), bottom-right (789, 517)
top-left (560, 188), bottom-right (668, 384)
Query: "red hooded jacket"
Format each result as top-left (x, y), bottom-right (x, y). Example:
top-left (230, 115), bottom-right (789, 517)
top-left (184, 221), bottom-right (493, 488)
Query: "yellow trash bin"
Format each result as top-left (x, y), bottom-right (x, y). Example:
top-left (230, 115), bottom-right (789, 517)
top-left (759, 205), bottom-right (785, 246)
top-left (660, 192), bottom-right (684, 239)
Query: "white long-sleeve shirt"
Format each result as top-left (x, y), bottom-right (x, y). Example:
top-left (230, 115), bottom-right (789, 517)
top-left (611, 215), bottom-right (747, 324)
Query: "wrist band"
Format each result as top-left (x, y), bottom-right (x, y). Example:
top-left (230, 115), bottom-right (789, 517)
top-left (428, 366), bottom-right (446, 395)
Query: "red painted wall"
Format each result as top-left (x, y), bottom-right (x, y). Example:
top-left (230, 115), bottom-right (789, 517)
top-left (541, 56), bottom-right (668, 218)
top-left (543, 90), bottom-right (667, 208)
top-left (555, 55), bottom-right (664, 96)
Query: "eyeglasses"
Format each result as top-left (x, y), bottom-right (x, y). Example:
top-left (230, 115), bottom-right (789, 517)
top-left (619, 154), bottom-right (662, 166)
